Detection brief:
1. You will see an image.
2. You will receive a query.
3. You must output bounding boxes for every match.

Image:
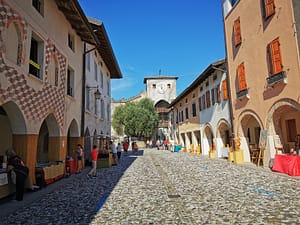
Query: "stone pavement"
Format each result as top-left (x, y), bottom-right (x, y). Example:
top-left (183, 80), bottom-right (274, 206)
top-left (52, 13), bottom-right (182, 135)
top-left (0, 149), bottom-right (299, 225)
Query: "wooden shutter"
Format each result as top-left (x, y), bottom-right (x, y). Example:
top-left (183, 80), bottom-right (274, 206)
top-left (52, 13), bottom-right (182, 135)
top-left (237, 63), bottom-right (247, 91)
top-left (206, 91), bottom-right (210, 108)
top-left (264, 0), bottom-right (275, 18)
top-left (222, 80), bottom-right (228, 100)
top-left (269, 38), bottom-right (283, 75)
top-left (234, 18), bottom-right (241, 46)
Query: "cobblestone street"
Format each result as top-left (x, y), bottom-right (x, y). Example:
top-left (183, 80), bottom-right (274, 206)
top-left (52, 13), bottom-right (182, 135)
top-left (0, 149), bottom-right (299, 225)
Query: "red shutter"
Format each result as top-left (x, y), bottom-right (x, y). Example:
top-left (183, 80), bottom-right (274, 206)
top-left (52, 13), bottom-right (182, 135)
top-left (265, 0), bottom-right (275, 18)
top-left (234, 18), bottom-right (241, 46)
top-left (222, 80), bottom-right (228, 100)
top-left (237, 63), bottom-right (247, 91)
top-left (269, 38), bottom-right (283, 75)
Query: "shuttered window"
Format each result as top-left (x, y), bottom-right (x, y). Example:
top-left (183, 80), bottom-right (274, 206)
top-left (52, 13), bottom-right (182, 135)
top-left (269, 38), bottom-right (283, 75)
top-left (206, 91), bottom-right (211, 108)
top-left (237, 63), bottom-right (247, 91)
top-left (217, 85), bottom-right (221, 103)
top-left (264, 0), bottom-right (275, 19)
top-left (234, 18), bottom-right (241, 46)
top-left (222, 80), bottom-right (228, 100)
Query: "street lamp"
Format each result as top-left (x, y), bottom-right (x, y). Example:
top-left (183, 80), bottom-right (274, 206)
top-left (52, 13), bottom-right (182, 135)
top-left (86, 85), bottom-right (102, 99)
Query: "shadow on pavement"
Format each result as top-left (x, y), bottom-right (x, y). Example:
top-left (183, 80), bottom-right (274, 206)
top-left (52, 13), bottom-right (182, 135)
top-left (0, 150), bottom-right (145, 224)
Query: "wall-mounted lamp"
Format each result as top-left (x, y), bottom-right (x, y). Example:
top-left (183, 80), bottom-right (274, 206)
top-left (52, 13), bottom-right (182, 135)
top-left (86, 85), bottom-right (102, 99)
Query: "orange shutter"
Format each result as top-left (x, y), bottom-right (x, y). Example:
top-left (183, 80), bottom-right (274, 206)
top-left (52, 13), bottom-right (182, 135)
top-left (265, 0), bottom-right (275, 18)
top-left (234, 18), bottom-right (241, 46)
top-left (222, 80), bottom-right (228, 100)
top-left (269, 38), bottom-right (283, 74)
top-left (237, 63), bottom-right (247, 91)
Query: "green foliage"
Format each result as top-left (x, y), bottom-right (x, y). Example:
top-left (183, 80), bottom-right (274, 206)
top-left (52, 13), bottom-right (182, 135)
top-left (112, 98), bottom-right (158, 138)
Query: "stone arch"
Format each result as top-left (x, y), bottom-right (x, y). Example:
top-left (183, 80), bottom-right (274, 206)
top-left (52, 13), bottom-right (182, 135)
top-left (202, 123), bottom-right (214, 155)
top-left (37, 114), bottom-right (60, 163)
top-left (1, 101), bottom-right (27, 134)
top-left (216, 119), bottom-right (231, 147)
top-left (67, 119), bottom-right (80, 156)
top-left (266, 98), bottom-right (300, 152)
top-left (237, 110), bottom-right (264, 138)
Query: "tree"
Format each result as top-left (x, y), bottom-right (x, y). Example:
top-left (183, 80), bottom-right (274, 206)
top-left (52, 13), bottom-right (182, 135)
top-left (112, 98), bottom-right (158, 139)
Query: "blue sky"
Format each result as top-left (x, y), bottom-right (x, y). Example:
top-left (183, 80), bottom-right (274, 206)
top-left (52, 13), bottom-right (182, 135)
top-left (78, 0), bottom-right (226, 100)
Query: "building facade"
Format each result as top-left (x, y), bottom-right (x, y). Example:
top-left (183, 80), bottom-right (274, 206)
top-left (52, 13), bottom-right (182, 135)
top-left (170, 59), bottom-right (231, 156)
top-left (0, 0), bottom-right (122, 191)
top-left (83, 18), bottom-right (122, 160)
top-left (223, 0), bottom-right (300, 165)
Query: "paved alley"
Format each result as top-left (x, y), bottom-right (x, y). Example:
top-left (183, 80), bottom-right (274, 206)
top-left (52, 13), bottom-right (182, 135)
top-left (0, 149), bottom-right (299, 225)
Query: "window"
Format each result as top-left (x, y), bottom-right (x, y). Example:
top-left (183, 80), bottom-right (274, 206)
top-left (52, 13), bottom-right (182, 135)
top-left (222, 80), bottom-right (228, 100)
top-left (29, 32), bottom-right (44, 79)
top-left (216, 85), bottom-right (221, 103)
top-left (211, 89), bottom-right (215, 105)
top-left (263, 0), bottom-right (275, 19)
top-left (234, 17), bottom-right (241, 46)
top-left (94, 97), bottom-right (98, 115)
top-left (167, 84), bottom-right (171, 89)
top-left (268, 38), bottom-right (283, 75)
top-left (101, 99), bottom-right (105, 119)
top-left (286, 119), bottom-right (296, 142)
top-left (192, 103), bottom-right (196, 117)
top-left (152, 84), bottom-right (156, 88)
top-left (185, 108), bottom-right (189, 120)
top-left (206, 91), bottom-right (211, 108)
top-left (68, 33), bottom-right (75, 51)
top-left (32, 0), bottom-right (44, 16)
top-left (237, 63), bottom-right (247, 91)
top-left (85, 88), bottom-right (90, 111)
top-left (202, 95), bottom-right (206, 110)
top-left (100, 69), bottom-right (104, 88)
top-left (94, 61), bottom-right (98, 81)
top-left (107, 80), bottom-right (110, 95)
top-left (107, 103), bottom-right (110, 121)
top-left (67, 67), bottom-right (74, 97)
top-left (86, 52), bottom-right (90, 71)
top-left (198, 97), bottom-right (202, 111)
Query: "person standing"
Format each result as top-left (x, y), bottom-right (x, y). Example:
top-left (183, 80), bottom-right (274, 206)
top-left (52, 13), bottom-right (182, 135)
top-left (122, 141), bottom-right (129, 155)
top-left (6, 148), bottom-right (29, 201)
top-left (110, 141), bottom-right (117, 165)
top-left (87, 145), bottom-right (98, 178)
top-left (117, 143), bottom-right (122, 161)
top-left (75, 144), bottom-right (83, 173)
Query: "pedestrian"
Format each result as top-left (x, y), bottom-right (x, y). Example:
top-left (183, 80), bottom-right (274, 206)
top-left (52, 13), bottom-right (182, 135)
top-left (5, 148), bottom-right (29, 201)
top-left (117, 143), bottom-right (122, 161)
top-left (156, 140), bottom-right (160, 150)
top-left (133, 142), bottom-right (138, 154)
top-left (87, 145), bottom-right (98, 178)
top-left (122, 141), bottom-right (129, 155)
top-left (110, 141), bottom-right (117, 165)
top-left (75, 144), bottom-right (83, 173)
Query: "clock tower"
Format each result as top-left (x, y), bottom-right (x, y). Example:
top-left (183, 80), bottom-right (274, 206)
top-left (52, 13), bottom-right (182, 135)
top-left (143, 76), bottom-right (178, 105)
top-left (144, 75), bottom-right (178, 142)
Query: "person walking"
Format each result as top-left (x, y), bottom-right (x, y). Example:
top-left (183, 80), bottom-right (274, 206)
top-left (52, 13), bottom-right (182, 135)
top-left (87, 145), bottom-right (98, 178)
top-left (6, 148), bottom-right (29, 201)
top-left (110, 141), bottom-right (117, 165)
top-left (117, 143), bottom-right (122, 161)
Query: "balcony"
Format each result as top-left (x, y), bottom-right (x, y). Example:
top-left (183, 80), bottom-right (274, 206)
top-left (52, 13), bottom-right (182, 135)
top-left (236, 88), bottom-right (249, 100)
top-left (267, 71), bottom-right (287, 88)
